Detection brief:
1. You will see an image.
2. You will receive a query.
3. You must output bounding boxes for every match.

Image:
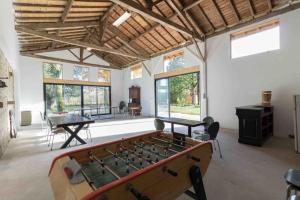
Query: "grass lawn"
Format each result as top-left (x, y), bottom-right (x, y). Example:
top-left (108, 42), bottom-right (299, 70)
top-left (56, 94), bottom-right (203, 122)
top-left (170, 104), bottom-right (200, 115)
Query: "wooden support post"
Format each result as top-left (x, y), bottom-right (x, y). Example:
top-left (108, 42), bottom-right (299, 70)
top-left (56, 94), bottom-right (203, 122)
top-left (80, 48), bottom-right (84, 63)
top-left (68, 49), bottom-right (80, 60)
top-left (142, 62), bottom-right (151, 76)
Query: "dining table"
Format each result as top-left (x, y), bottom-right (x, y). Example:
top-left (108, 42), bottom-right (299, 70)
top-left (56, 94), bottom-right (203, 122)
top-left (159, 117), bottom-right (206, 137)
top-left (48, 114), bottom-right (95, 149)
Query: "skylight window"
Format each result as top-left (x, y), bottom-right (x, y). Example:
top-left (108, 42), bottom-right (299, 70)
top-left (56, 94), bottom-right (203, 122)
top-left (231, 20), bottom-right (280, 59)
top-left (113, 11), bottom-right (131, 27)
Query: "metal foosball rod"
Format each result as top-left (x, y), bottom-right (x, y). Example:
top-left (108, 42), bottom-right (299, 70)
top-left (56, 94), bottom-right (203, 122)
top-left (138, 139), bottom-right (173, 157)
top-left (142, 139), bottom-right (180, 155)
top-left (81, 168), bottom-right (98, 190)
top-left (122, 144), bottom-right (179, 178)
top-left (92, 155), bottom-right (121, 179)
top-left (160, 135), bottom-right (194, 146)
top-left (124, 147), bottom-right (156, 164)
top-left (129, 140), bottom-right (165, 156)
top-left (104, 148), bottom-right (140, 171)
top-left (146, 138), bottom-right (182, 153)
top-left (150, 137), bottom-right (189, 149)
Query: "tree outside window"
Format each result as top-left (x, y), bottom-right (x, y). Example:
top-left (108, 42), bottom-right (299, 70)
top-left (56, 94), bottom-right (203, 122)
top-left (43, 62), bottom-right (63, 79)
top-left (73, 66), bottom-right (89, 81)
top-left (164, 51), bottom-right (184, 72)
top-left (98, 69), bottom-right (111, 82)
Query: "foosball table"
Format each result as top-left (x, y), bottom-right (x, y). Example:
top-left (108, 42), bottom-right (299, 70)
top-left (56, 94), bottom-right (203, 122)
top-left (48, 131), bottom-right (213, 200)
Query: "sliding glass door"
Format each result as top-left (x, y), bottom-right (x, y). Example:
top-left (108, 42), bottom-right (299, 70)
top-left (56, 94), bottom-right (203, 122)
top-left (97, 87), bottom-right (110, 114)
top-left (44, 83), bottom-right (111, 116)
top-left (45, 84), bottom-right (64, 113)
top-left (83, 86), bottom-right (97, 115)
top-left (155, 78), bottom-right (169, 117)
top-left (83, 86), bottom-right (111, 115)
top-left (155, 72), bottom-right (200, 120)
top-left (64, 85), bottom-right (81, 112)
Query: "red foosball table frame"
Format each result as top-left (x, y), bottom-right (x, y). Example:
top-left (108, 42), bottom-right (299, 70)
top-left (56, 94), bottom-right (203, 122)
top-left (48, 131), bottom-right (213, 200)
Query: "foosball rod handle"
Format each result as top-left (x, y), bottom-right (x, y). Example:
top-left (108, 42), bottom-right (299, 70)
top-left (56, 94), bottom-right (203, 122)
top-left (127, 184), bottom-right (151, 200)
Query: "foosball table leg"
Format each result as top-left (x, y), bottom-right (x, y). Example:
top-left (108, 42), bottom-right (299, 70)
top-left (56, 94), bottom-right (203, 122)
top-left (184, 165), bottom-right (207, 200)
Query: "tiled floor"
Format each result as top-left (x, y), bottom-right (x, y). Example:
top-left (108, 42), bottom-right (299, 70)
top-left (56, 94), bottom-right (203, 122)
top-left (0, 118), bottom-right (299, 200)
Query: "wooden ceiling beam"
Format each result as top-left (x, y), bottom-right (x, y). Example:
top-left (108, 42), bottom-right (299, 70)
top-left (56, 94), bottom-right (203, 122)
top-left (68, 49), bottom-right (80, 60)
top-left (61, 0), bottom-right (75, 23)
top-left (16, 26), bottom-right (146, 59)
top-left (207, 1), bottom-right (300, 38)
top-left (127, 2), bottom-right (171, 49)
top-left (15, 21), bottom-right (99, 29)
top-left (145, 0), bottom-right (154, 10)
top-left (106, 26), bottom-right (149, 56)
top-left (98, 14), bottom-right (109, 45)
top-left (109, 0), bottom-right (200, 40)
top-left (152, 0), bottom-right (165, 6)
top-left (197, 4), bottom-right (215, 31)
top-left (182, 0), bottom-right (204, 11)
top-left (266, 0), bottom-right (273, 11)
top-left (90, 50), bottom-right (122, 68)
top-left (83, 53), bottom-right (93, 61)
top-left (98, 4), bottom-right (115, 45)
top-left (228, 0), bottom-right (241, 23)
top-left (168, 0), bottom-right (204, 36)
top-left (210, 0), bottom-right (227, 26)
top-left (21, 53), bottom-right (120, 69)
top-left (20, 46), bottom-right (76, 54)
top-left (246, 0), bottom-right (255, 17)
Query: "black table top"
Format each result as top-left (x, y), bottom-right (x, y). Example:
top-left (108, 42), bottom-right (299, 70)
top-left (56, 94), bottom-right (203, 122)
top-left (48, 114), bottom-right (95, 127)
top-left (159, 117), bottom-right (205, 127)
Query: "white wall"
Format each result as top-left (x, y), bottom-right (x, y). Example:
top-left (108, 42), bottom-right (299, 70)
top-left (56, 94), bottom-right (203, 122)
top-left (207, 9), bottom-right (300, 137)
top-left (19, 49), bottom-right (123, 124)
top-left (122, 46), bottom-right (205, 117)
top-left (121, 9), bottom-right (300, 138)
top-left (0, 0), bottom-right (21, 127)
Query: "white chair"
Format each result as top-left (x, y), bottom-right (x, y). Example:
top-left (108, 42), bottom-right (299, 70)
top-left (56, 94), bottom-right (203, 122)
top-left (40, 111), bottom-right (47, 132)
top-left (82, 114), bottom-right (92, 142)
top-left (47, 119), bottom-right (68, 151)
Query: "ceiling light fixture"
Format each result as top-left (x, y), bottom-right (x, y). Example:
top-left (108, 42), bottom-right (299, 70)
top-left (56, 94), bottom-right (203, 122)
top-left (86, 47), bottom-right (92, 51)
top-left (113, 11), bottom-right (131, 27)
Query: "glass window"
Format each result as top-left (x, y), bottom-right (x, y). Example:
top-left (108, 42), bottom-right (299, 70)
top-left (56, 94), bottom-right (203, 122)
top-left (44, 83), bottom-right (111, 115)
top-left (45, 84), bottom-right (64, 113)
top-left (155, 72), bottom-right (200, 120)
top-left (98, 69), bottom-right (111, 82)
top-left (130, 64), bottom-right (142, 80)
top-left (73, 66), bottom-right (89, 81)
top-left (231, 20), bottom-right (280, 59)
top-left (164, 51), bottom-right (184, 72)
top-left (43, 63), bottom-right (63, 79)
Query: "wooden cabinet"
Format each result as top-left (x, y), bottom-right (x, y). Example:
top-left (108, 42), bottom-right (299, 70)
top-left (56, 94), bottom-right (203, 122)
top-left (236, 105), bottom-right (273, 146)
top-left (128, 86), bottom-right (141, 115)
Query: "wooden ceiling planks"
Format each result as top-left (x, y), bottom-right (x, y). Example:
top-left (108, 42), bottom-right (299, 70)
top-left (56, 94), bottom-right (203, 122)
top-left (14, 0), bottom-right (300, 69)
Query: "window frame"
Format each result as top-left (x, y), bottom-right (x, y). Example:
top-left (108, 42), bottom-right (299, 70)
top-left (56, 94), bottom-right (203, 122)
top-left (43, 62), bottom-right (63, 79)
top-left (73, 66), bottom-right (89, 81)
top-left (43, 82), bottom-right (111, 116)
top-left (230, 19), bottom-right (280, 59)
top-left (130, 63), bottom-right (142, 80)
